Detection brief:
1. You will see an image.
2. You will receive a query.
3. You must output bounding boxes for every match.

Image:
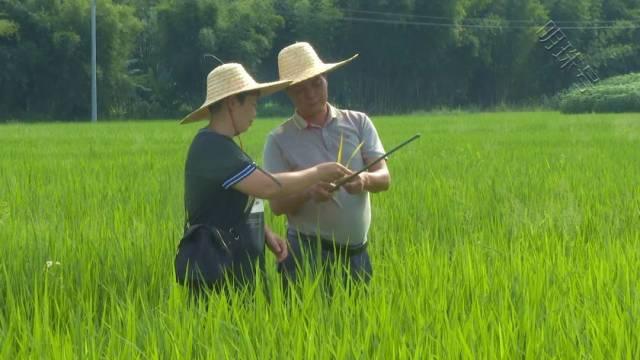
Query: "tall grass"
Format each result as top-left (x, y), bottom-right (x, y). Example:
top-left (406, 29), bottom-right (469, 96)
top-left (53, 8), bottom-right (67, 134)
top-left (558, 72), bottom-right (640, 113)
top-left (1, 112), bottom-right (639, 358)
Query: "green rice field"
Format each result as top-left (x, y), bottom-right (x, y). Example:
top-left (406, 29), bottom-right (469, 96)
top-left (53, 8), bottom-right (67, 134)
top-left (1, 112), bottom-right (639, 358)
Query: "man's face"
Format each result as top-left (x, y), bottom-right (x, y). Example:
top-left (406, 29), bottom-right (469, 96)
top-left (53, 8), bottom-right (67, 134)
top-left (286, 75), bottom-right (328, 118)
top-left (230, 93), bottom-right (258, 134)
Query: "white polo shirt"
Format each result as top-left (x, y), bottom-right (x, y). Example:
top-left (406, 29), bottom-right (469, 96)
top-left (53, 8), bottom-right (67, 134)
top-left (263, 104), bottom-right (386, 246)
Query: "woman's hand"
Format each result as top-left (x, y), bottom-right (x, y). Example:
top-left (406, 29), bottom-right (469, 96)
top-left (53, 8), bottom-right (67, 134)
top-left (314, 162), bottom-right (352, 182)
top-left (307, 182), bottom-right (336, 202)
top-left (265, 227), bottom-right (288, 262)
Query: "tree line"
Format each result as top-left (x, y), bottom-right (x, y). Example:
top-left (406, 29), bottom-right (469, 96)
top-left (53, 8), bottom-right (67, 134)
top-left (1, 0), bottom-right (639, 120)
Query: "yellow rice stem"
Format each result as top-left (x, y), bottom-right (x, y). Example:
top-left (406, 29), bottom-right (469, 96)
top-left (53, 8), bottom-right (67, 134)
top-left (345, 141), bottom-right (365, 168)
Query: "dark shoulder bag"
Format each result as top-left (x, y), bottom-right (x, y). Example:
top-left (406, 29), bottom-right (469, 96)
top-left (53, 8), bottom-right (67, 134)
top-left (174, 223), bottom-right (239, 289)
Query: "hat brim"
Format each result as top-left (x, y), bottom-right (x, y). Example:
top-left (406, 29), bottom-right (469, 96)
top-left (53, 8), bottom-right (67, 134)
top-left (287, 54), bottom-right (358, 86)
top-left (180, 79), bottom-right (292, 124)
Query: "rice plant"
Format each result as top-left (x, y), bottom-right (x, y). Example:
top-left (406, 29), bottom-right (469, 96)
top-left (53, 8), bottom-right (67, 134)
top-left (0, 112), bottom-right (639, 358)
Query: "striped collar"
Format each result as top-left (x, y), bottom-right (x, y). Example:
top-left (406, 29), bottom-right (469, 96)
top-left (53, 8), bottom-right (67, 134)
top-left (292, 103), bottom-right (341, 130)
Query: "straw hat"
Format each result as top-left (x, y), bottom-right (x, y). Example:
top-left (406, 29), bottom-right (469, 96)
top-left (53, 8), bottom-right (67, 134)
top-left (180, 63), bottom-right (291, 124)
top-left (278, 42), bottom-right (358, 85)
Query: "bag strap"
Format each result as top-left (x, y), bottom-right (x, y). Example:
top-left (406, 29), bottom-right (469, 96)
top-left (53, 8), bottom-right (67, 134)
top-left (183, 205), bottom-right (190, 233)
top-left (183, 198), bottom-right (247, 234)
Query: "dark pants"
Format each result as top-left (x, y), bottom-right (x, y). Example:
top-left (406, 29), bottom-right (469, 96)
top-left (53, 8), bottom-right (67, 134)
top-left (230, 250), bottom-right (266, 287)
top-left (185, 235), bottom-right (267, 300)
top-left (278, 228), bottom-right (373, 291)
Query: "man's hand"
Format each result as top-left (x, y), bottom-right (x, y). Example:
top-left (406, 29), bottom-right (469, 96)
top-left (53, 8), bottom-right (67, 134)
top-left (342, 173), bottom-right (369, 194)
top-left (308, 182), bottom-right (336, 202)
top-left (265, 228), bottom-right (288, 262)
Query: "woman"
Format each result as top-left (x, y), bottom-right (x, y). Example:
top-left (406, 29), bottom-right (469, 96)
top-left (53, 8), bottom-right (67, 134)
top-left (177, 63), bottom-right (351, 292)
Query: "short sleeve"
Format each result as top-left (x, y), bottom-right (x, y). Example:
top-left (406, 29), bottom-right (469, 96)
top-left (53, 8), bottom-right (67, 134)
top-left (263, 133), bottom-right (291, 173)
top-left (186, 133), bottom-right (256, 189)
top-left (360, 114), bottom-right (386, 162)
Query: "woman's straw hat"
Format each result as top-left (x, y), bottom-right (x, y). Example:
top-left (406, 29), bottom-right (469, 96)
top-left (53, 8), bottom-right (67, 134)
top-left (278, 42), bottom-right (358, 85)
top-left (180, 63), bottom-right (291, 124)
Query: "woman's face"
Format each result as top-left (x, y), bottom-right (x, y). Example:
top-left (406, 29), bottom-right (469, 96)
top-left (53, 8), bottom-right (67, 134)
top-left (230, 93), bottom-right (258, 134)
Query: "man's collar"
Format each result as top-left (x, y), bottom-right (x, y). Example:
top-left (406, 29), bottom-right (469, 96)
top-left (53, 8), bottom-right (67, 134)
top-left (292, 103), bottom-right (341, 130)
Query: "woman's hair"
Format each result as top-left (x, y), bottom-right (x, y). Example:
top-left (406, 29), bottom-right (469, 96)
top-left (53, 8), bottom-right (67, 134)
top-left (208, 90), bottom-right (260, 115)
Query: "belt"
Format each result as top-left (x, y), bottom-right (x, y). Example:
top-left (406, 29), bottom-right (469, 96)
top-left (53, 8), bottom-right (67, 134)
top-left (298, 232), bottom-right (368, 256)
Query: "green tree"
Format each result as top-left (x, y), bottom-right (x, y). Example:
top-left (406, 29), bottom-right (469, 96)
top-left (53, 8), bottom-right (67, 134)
top-left (2, 0), bottom-right (639, 119)
top-left (148, 0), bottom-right (282, 116)
top-left (0, 0), bottom-right (140, 119)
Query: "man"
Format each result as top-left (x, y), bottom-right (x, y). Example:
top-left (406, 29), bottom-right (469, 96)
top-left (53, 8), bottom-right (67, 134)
top-left (263, 42), bottom-right (391, 285)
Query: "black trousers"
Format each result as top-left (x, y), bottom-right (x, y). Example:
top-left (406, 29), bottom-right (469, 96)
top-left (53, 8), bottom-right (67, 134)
top-left (278, 228), bottom-right (373, 290)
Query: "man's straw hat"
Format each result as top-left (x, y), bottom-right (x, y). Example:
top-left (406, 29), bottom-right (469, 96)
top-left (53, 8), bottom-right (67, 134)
top-left (180, 63), bottom-right (291, 124)
top-left (278, 42), bottom-right (358, 85)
